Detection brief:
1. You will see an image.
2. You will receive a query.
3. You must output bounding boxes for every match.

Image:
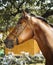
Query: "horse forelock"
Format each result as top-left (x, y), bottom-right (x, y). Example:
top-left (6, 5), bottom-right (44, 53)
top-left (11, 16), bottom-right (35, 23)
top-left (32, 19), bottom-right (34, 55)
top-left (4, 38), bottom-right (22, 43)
top-left (17, 17), bottom-right (23, 24)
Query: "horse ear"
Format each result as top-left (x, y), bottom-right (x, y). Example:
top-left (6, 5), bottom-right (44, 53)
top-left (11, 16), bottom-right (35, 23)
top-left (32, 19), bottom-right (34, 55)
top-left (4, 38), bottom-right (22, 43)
top-left (22, 10), bottom-right (29, 19)
top-left (22, 10), bottom-right (28, 17)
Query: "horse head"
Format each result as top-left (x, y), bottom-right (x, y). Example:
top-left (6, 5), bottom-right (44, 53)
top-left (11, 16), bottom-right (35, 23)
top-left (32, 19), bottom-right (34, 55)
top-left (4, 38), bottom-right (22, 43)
top-left (4, 11), bottom-right (34, 48)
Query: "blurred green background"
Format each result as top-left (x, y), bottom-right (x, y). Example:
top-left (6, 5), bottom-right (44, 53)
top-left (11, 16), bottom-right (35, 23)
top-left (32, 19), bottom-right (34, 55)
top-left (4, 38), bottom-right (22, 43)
top-left (0, 0), bottom-right (53, 32)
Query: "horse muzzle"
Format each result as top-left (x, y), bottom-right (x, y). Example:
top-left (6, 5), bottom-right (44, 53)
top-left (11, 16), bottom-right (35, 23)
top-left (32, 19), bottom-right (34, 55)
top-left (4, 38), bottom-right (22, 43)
top-left (4, 38), bottom-right (19, 49)
top-left (4, 39), bottom-right (14, 49)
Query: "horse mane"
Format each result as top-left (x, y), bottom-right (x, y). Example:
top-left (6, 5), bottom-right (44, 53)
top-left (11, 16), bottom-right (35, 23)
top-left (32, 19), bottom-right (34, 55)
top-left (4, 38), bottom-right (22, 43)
top-left (30, 14), bottom-right (53, 27)
top-left (25, 9), bottom-right (48, 23)
top-left (25, 9), bottom-right (53, 27)
top-left (30, 14), bottom-right (48, 23)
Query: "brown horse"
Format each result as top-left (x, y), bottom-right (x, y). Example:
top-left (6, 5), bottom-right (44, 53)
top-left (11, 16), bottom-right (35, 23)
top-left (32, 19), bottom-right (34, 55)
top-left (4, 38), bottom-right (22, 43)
top-left (4, 11), bottom-right (53, 65)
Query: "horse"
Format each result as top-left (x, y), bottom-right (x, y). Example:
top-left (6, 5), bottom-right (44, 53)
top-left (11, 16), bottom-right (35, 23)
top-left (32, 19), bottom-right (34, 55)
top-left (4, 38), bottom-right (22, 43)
top-left (4, 11), bottom-right (53, 65)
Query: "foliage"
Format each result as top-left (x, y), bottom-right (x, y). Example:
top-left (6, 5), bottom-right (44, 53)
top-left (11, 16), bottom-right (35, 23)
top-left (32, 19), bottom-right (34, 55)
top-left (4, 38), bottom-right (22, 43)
top-left (0, 52), bottom-right (45, 65)
top-left (0, 0), bottom-right (53, 32)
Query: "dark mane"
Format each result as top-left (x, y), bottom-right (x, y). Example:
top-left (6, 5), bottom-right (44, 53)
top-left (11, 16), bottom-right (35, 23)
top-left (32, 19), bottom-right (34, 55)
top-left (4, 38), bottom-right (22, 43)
top-left (25, 9), bottom-right (50, 24)
top-left (30, 14), bottom-right (48, 23)
top-left (30, 14), bottom-right (53, 27)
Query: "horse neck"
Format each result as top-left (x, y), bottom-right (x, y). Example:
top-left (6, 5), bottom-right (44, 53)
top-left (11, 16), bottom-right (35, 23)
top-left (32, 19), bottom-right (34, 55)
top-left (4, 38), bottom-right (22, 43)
top-left (38, 20), bottom-right (53, 34)
top-left (37, 20), bottom-right (53, 50)
top-left (33, 19), bottom-right (53, 61)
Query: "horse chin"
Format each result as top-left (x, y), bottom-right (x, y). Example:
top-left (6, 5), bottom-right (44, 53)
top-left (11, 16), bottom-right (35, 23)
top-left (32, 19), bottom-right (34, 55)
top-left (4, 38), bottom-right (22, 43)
top-left (5, 44), bottom-right (14, 49)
